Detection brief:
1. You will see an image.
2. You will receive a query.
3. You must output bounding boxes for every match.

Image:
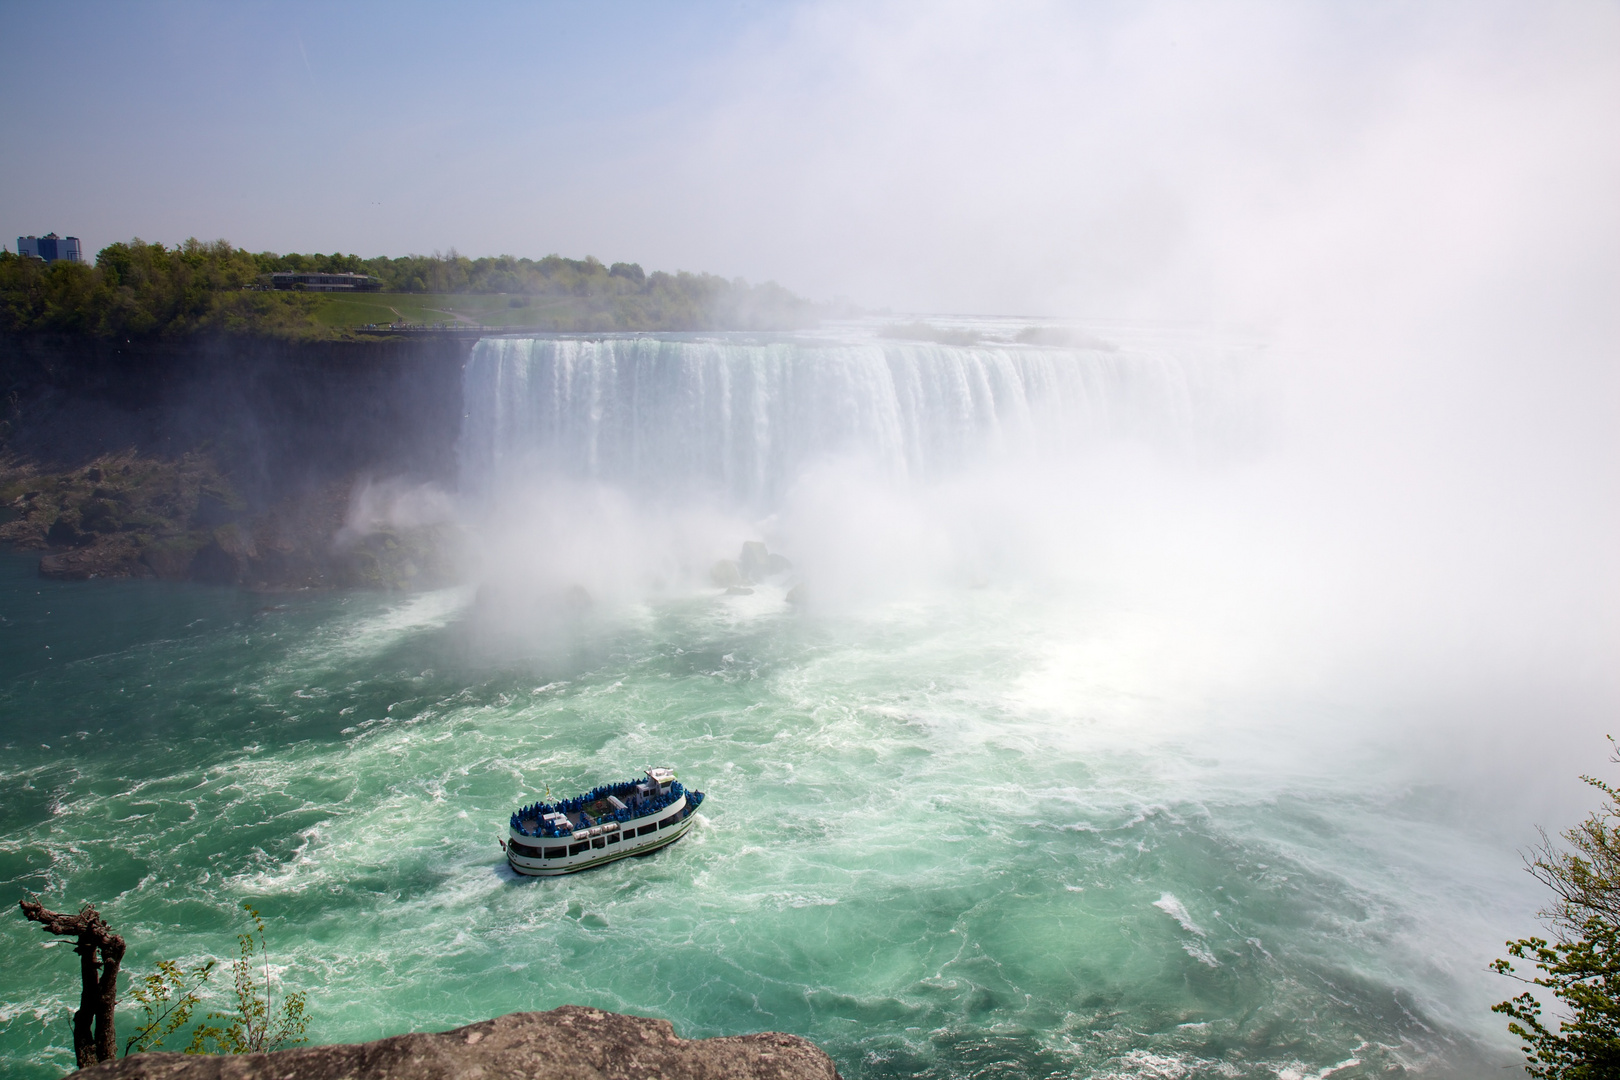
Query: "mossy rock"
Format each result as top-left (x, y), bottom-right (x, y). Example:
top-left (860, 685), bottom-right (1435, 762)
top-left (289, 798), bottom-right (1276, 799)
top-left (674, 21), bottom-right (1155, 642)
top-left (188, 540), bottom-right (244, 585)
top-left (191, 489), bottom-right (243, 529)
top-left (79, 500), bottom-right (121, 534)
top-left (141, 536), bottom-right (208, 580)
top-left (333, 525), bottom-right (459, 590)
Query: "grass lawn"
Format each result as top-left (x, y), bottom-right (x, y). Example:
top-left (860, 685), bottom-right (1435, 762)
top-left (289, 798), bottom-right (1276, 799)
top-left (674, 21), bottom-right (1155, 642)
top-left (310, 292), bottom-right (585, 329)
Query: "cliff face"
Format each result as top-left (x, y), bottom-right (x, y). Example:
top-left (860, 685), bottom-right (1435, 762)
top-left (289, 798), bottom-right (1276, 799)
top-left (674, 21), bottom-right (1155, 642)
top-left (72, 1006), bottom-right (842, 1080)
top-left (0, 333), bottom-right (473, 587)
top-left (0, 332), bottom-right (472, 500)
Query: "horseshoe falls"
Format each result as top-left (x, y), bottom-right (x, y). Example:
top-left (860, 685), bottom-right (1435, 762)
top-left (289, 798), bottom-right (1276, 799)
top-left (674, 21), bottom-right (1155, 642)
top-left (457, 334), bottom-right (1202, 506)
top-left (1, 326), bottom-right (1547, 1079)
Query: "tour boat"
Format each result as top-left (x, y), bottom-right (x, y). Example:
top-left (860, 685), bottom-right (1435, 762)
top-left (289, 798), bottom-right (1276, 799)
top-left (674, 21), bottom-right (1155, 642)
top-left (504, 768), bottom-right (705, 876)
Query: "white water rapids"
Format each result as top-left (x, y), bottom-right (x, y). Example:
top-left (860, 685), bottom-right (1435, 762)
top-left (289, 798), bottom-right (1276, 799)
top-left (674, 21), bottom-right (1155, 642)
top-left (5, 322), bottom-right (1605, 1079)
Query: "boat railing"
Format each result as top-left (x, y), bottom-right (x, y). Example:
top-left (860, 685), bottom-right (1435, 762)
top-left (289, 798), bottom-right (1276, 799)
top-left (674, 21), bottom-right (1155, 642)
top-left (510, 779), bottom-right (687, 837)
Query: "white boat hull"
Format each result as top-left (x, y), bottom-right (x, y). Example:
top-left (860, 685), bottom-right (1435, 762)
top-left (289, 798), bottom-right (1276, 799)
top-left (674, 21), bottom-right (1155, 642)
top-left (506, 793), bottom-right (697, 877)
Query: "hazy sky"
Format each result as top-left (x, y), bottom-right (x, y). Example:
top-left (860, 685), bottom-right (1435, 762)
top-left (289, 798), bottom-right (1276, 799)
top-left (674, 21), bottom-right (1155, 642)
top-left (2, 0), bottom-right (1616, 318)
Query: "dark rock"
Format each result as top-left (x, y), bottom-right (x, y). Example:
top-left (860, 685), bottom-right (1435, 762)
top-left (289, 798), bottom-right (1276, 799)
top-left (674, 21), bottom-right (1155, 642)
top-left (785, 583), bottom-right (806, 606)
top-left (39, 536), bottom-right (151, 580)
top-left (331, 522), bottom-right (460, 590)
top-left (191, 491), bottom-right (239, 529)
top-left (0, 514), bottom-right (48, 548)
top-left (734, 542), bottom-right (791, 583)
top-left (79, 499), bottom-right (120, 534)
top-left (212, 522), bottom-right (258, 561)
top-left (73, 1006), bottom-right (842, 1080)
top-left (0, 332), bottom-right (471, 506)
top-left (188, 541), bottom-right (242, 586)
top-left (45, 513), bottom-right (83, 547)
top-left (738, 541), bottom-right (771, 581)
top-left (710, 559), bottom-right (743, 588)
top-left (140, 537), bottom-right (204, 580)
top-left (1, 332), bottom-right (471, 592)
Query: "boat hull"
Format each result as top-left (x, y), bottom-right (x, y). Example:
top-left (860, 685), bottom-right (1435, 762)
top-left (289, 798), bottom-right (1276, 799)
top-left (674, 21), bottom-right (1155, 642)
top-left (506, 794), bottom-right (699, 877)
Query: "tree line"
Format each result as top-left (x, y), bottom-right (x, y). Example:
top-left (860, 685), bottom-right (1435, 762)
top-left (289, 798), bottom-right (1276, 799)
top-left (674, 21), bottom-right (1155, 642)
top-left (263, 248), bottom-right (654, 295)
top-left (0, 239), bottom-right (819, 338)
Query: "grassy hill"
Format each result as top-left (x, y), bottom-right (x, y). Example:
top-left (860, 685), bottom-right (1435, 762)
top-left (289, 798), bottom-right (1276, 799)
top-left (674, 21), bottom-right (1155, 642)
top-left (309, 292), bottom-right (607, 330)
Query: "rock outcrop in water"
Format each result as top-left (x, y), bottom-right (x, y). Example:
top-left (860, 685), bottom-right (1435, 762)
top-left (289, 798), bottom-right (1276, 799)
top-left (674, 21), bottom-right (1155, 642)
top-left (712, 542), bottom-right (792, 591)
top-left (73, 1006), bottom-right (841, 1080)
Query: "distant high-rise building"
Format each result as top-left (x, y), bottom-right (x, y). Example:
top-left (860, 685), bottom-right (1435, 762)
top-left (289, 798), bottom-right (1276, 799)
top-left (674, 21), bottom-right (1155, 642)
top-left (17, 233), bottom-right (82, 263)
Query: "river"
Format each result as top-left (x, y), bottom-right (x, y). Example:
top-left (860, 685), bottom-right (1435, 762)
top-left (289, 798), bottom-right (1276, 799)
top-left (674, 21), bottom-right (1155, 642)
top-left (0, 324), bottom-right (1542, 1078)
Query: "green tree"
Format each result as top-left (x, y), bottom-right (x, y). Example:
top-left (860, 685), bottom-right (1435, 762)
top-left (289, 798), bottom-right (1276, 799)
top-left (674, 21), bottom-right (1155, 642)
top-left (1, 239), bottom-right (820, 337)
top-left (16, 897), bottom-right (313, 1062)
top-left (122, 959), bottom-right (216, 1056)
top-left (1494, 740), bottom-right (1620, 1078)
top-left (186, 904), bottom-right (309, 1054)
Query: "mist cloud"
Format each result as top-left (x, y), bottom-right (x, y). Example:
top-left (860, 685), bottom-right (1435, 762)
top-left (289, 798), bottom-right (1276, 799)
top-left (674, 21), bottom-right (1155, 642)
top-left (657, 2), bottom-right (1617, 321)
top-left (647, 1), bottom-right (1620, 816)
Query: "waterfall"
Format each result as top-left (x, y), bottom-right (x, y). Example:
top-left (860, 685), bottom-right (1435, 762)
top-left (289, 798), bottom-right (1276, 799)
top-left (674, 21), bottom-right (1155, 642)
top-left (458, 334), bottom-right (1204, 508)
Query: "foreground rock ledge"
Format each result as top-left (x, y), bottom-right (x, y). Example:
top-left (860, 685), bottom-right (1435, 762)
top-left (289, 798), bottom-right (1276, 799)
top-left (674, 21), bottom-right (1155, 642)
top-left (73, 1006), bottom-right (842, 1080)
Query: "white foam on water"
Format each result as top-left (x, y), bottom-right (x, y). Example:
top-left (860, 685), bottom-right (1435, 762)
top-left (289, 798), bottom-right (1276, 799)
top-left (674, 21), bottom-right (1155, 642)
top-left (283, 585), bottom-right (476, 667)
top-left (1153, 892), bottom-right (1207, 936)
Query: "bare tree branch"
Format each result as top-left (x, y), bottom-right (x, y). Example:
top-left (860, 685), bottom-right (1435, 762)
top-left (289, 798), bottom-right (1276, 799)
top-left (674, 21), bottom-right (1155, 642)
top-left (19, 900), bottom-right (126, 1067)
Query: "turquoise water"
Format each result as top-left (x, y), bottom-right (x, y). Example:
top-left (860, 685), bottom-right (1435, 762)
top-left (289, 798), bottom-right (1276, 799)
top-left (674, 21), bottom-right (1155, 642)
top-left (0, 551), bottom-right (1527, 1079)
top-left (0, 328), bottom-right (1550, 1078)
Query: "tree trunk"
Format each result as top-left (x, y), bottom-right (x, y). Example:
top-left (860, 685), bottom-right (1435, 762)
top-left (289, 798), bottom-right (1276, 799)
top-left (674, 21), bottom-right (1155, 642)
top-left (94, 933), bottom-right (125, 1063)
top-left (19, 900), bottom-right (126, 1065)
top-left (73, 941), bottom-right (98, 1069)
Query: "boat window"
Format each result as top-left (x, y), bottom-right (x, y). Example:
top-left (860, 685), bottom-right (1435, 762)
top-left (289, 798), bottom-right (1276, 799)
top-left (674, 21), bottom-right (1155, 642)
top-left (544, 847), bottom-right (566, 859)
top-left (606, 833), bottom-right (620, 844)
top-left (638, 824), bottom-right (657, 836)
top-left (592, 837), bottom-right (606, 849)
top-left (568, 842), bottom-right (590, 856)
top-left (509, 840), bottom-right (543, 858)
top-left (659, 814), bottom-right (679, 829)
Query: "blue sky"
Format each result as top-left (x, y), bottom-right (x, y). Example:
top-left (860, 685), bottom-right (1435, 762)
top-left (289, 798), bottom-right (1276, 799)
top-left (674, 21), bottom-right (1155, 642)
top-left (1, 3), bottom-right (779, 267)
top-left (2, 1), bottom-right (1617, 319)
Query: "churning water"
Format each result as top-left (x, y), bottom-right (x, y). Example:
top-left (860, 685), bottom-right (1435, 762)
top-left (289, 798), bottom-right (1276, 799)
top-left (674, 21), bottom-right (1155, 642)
top-left (1, 326), bottom-right (1540, 1078)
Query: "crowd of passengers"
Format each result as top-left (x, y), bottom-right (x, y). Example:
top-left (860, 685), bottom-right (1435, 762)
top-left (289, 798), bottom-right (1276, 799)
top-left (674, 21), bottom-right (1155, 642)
top-left (510, 780), bottom-right (687, 838)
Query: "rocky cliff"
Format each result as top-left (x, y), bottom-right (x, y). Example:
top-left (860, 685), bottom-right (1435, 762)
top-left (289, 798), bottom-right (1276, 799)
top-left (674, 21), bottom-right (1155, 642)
top-left (0, 332), bottom-right (472, 587)
top-left (72, 1007), bottom-right (841, 1080)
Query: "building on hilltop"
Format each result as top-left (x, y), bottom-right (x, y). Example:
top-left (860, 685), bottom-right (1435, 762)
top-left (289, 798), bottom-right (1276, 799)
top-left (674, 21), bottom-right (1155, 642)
top-left (269, 271), bottom-right (381, 292)
top-left (17, 233), bottom-right (82, 263)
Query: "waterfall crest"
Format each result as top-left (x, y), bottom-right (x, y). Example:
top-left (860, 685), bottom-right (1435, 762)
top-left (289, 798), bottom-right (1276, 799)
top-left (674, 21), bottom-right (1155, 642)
top-left (458, 334), bottom-right (1202, 507)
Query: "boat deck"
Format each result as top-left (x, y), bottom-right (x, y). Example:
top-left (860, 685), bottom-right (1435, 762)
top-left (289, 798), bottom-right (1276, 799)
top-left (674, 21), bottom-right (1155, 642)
top-left (507, 769), bottom-right (703, 875)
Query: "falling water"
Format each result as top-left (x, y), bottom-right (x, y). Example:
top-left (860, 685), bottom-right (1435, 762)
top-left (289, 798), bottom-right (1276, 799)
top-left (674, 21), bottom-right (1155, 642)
top-left (457, 333), bottom-right (1207, 506)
